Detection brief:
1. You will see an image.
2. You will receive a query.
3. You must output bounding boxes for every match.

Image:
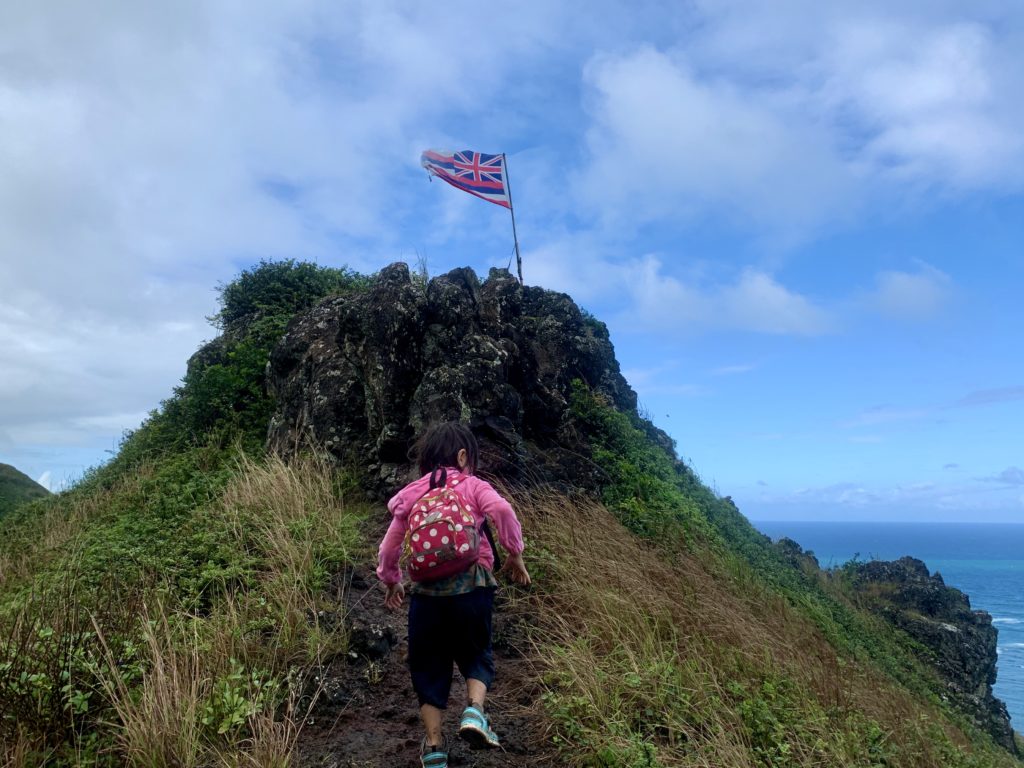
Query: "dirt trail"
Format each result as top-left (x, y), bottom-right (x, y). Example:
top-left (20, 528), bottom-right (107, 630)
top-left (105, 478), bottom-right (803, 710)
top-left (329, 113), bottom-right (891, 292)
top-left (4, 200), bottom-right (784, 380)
top-left (297, 565), bottom-right (558, 768)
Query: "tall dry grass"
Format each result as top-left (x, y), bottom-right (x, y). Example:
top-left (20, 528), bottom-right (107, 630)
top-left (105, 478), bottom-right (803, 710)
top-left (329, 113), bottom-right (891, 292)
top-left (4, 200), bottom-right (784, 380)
top-left (95, 601), bottom-right (302, 768)
top-left (96, 605), bottom-right (208, 768)
top-left (218, 451), bottom-right (361, 668)
top-left (98, 452), bottom-right (355, 767)
top-left (510, 487), bottom-right (1018, 768)
top-left (0, 573), bottom-right (145, 765)
top-left (1, 451), bottom-right (361, 768)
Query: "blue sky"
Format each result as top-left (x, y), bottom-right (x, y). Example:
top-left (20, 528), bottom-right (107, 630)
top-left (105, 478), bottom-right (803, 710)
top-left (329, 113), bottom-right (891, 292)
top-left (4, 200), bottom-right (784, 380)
top-left (1, 1), bottom-right (1021, 521)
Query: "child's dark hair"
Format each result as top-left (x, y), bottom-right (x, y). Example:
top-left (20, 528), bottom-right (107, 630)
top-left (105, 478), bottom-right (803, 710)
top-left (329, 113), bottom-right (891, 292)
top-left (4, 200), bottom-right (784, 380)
top-left (415, 421), bottom-right (480, 488)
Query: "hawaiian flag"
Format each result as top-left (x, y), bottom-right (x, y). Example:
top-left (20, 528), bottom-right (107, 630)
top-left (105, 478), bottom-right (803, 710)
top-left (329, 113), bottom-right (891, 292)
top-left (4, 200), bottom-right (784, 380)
top-left (420, 149), bottom-right (511, 209)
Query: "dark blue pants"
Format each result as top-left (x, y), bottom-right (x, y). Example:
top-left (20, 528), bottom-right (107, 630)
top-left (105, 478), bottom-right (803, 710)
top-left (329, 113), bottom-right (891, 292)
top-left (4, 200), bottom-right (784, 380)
top-left (408, 588), bottom-right (496, 709)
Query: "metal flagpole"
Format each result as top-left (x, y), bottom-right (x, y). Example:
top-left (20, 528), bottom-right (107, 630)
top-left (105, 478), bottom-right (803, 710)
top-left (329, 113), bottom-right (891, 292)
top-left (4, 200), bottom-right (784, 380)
top-left (502, 153), bottom-right (524, 285)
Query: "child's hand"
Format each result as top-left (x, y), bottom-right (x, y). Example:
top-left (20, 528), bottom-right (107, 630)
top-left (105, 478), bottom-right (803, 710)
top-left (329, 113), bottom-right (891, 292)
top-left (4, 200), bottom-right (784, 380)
top-left (384, 582), bottom-right (405, 610)
top-left (499, 552), bottom-right (531, 586)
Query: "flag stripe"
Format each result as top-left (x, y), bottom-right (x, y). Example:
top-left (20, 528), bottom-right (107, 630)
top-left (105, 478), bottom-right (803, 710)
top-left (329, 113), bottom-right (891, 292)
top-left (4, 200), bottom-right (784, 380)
top-left (420, 149), bottom-right (511, 209)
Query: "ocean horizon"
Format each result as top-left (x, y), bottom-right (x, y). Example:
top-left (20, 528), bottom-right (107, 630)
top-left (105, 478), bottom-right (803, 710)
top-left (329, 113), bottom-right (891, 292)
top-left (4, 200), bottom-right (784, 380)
top-left (752, 520), bottom-right (1024, 732)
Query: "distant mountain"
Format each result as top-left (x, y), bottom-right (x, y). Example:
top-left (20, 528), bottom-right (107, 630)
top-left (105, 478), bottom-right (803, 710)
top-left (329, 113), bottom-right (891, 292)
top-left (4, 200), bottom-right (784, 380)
top-left (0, 463), bottom-right (50, 517)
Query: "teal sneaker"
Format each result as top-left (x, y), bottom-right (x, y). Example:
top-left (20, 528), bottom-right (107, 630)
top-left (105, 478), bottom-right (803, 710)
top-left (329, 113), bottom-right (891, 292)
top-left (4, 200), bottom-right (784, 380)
top-left (421, 737), bottom-right (448, 768)
top-left (459, 704), bottom-right (500, 749)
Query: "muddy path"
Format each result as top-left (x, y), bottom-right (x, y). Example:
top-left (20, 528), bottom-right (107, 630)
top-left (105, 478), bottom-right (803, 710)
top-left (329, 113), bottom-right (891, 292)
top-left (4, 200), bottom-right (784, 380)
top-left (296, 563), bottom-right (559, 768)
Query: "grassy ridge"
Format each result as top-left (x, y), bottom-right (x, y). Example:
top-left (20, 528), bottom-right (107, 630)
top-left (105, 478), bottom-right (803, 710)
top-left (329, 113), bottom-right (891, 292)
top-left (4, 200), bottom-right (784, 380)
top-left (572, 383), bottom-right (947, 678)
top-left (516, 488), bottom-right (1018, 767)
top-left (1, 260), bottom-right (1019, 766)
top-left (0, 449), bottom-right (366, 766)
top-left (0, 261), bottom-right (370, 765)
top-left (562, 383), bottom-right (1020, 766)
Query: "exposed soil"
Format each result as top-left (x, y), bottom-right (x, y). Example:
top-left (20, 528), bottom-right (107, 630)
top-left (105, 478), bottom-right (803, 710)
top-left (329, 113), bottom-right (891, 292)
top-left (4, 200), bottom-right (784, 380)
top-left (296, 565), bottom-right (558, 768)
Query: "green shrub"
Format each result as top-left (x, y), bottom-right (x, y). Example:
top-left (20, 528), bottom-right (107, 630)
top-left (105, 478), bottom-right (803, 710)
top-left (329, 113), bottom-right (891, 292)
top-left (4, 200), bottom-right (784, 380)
top-left (212, 258), bottom-right (367, 331)
top-left (107, 259), bottom-right (369, 464)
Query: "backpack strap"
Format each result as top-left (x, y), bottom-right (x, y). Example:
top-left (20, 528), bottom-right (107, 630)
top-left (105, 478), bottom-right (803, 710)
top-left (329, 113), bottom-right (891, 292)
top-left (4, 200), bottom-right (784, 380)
top-left (481, 520), bottom-right (501, 571)
top-left (434, 471), bottom-right (502, 571)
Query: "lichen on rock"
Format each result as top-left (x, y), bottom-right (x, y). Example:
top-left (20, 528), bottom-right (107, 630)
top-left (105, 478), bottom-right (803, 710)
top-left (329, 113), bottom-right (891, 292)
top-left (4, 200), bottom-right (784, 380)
top-left (267, 263), bottom-right (637, 493)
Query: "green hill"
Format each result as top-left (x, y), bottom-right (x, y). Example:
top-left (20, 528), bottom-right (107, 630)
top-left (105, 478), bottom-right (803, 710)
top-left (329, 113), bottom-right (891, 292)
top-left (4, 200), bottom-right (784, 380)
top-left (0, 462), bottom-right (49, 517)
top-left (0, 260), bottom-right (1019, 767)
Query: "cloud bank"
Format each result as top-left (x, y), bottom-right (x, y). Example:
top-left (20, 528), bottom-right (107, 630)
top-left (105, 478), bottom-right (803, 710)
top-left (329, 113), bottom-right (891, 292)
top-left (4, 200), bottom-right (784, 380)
top-left (1, 0), bottom-right (1021, 497)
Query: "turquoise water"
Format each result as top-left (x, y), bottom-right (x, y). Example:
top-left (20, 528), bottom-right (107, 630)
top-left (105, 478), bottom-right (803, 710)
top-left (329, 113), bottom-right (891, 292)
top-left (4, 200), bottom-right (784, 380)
top-left (752, 521), bottom-right (1024, 730)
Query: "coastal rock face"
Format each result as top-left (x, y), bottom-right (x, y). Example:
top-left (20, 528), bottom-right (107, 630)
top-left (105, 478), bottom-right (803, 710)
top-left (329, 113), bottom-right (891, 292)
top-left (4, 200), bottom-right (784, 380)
top-left (266, 263), bottom-right (643, 492)
top-left (844, 556), bottom-right (1015, 751)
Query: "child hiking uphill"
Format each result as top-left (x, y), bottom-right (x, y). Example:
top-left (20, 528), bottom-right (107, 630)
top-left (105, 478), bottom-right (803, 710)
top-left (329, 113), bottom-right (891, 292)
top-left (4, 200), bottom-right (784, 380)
top-left (377, 422), bottom-right (531, 768)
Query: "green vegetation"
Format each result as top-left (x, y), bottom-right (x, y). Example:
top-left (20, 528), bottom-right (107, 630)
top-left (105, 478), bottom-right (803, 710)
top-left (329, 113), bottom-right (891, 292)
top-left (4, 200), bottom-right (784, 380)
top-left (212, 258), bottom-right (368, 332)
top-left (123, 258), bottom-right (367, 456)
top-left (0, 449), bottom-right (366, 765)
top-left (0, 261), bottom-right (370, 766)
top-left (571, 382), bottom-right (938, 671)
top-left (556, 383), bottom-right (1021, 767)
top-left (1, 261), bottom-right (1019, 766)
top-left (0, 463), bottom-right (50, 518)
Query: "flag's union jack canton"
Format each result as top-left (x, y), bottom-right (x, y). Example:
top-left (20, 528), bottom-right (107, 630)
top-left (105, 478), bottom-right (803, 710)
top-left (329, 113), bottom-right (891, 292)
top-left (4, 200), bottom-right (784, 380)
top-left (420, 149), bottom-right (511, 209)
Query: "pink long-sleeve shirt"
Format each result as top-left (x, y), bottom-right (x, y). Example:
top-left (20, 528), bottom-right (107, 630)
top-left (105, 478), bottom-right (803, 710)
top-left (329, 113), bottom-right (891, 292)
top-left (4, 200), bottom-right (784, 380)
top-left (376, 468), bottom-right (525, 585)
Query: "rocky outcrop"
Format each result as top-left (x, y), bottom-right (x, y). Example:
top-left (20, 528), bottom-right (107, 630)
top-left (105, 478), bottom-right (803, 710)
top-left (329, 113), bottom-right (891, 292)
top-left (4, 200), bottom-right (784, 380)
top-left (844, 556), bottom-right (1015, 751)
top-left (265, 262), bottom-right (1018, 754)
top-left (266, 263), bottom-right (643, 493)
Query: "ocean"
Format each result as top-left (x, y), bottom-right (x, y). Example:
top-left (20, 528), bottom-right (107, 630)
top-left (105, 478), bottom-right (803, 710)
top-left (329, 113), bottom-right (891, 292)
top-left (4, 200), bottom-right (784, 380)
top-left (752, 521), bottom-right (1024, 731)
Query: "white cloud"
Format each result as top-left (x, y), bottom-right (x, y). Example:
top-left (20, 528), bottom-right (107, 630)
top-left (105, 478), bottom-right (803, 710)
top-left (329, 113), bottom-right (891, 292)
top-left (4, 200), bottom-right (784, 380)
top-left (622, 362), bottom-right (706, 398)
top-left (625, 258), bottom-right (833, 336)
top-left (577, 4), bottom-right (1024, 236)
top-left (527, 241), bottom-right (834, 337)
top-left (580, 47), bottom-right (855, 237)
top-left (621, 364), bottom-right (675, 389)
top-left (710, 363), bottom-right (757, 376)
top-left (841, 380), bottom-right (1024, 433)
top-left (821, 19), bottom-right (1024, 187)
top-left (522, 237), bottom-right (628, 305)
top-left (2, 0), bottom-right (1021, 492)
top-left (36, 471), bottom-right (52, 492)
top-left (867, 264), bottom-right (952, 319)
top-left (0, 1), bottom-right (576, 462)
top-left (981, 467), bottom-right (1024, 486)
top-left (953, 386), bottom-right (1024, 408)
top-left (840, 405), bottom-right (934, 429)
top-left (536, 244), bottom-right (962, 339)
top-left (757, 476), bottom-right (1021, 516)
top-left (721, 270), bottom-right (834, 335)
top-left (624, 256), bottom-right (710, 328)
top-left (0, 296), bottom-right (202, 447)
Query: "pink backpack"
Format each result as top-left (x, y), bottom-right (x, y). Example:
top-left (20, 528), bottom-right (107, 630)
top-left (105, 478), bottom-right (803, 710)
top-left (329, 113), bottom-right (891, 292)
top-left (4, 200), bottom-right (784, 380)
top-left (405, 478), bottom-right (480, 582)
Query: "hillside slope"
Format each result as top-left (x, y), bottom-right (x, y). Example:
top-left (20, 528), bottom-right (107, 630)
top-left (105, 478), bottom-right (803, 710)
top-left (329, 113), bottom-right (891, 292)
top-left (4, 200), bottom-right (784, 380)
top-left (0, 462), bottom-right (49, 517)
top-left (267, 263), bottom-right (1020, 766)
top-left (0, 260), bottom-right (1019, 767)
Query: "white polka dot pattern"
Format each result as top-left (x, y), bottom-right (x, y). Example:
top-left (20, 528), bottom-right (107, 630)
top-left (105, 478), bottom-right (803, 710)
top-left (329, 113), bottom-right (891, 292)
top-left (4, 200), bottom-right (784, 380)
top-left (405, 481), bottom-right (481, 582)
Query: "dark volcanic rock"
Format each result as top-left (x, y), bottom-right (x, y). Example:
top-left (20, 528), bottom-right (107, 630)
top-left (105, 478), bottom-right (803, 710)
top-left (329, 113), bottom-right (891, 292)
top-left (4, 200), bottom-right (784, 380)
top-left (348, 621), bottom-right (398, 661)
top-left (266, 263), bottom-right (641, 493)
top-left (845, 556), bottom-right (1016, 752)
